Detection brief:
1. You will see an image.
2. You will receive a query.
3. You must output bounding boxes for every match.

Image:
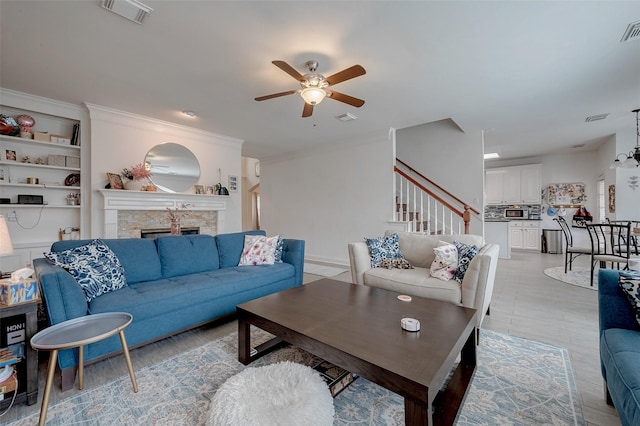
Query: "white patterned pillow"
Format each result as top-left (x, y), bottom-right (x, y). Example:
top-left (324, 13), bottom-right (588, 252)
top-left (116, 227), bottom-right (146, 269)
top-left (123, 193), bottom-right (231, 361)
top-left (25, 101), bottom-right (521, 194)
top-left (380, 257), bottom-right (414, 269)
top-left (365, 233), bottom-right (403, 268)
top-left (453, 241), bottom-right (480, 283)
top-left (430, 241), bottom-right (458, 281)
top-left (44, 239), bottom-right (127, 302)
top-left (238, 235), bottom-right (279, 266)
top-left (619, 271), bottom-right (640, 326)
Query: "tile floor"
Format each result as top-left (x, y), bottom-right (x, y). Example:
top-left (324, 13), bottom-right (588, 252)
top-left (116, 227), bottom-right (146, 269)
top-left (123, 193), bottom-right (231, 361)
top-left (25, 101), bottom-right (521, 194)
top-left (3, 250), bottom-right (622, 425)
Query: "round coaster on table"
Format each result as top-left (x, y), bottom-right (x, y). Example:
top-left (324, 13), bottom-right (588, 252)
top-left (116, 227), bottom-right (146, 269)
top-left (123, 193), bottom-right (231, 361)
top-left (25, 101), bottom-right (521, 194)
top-left (397, 295), bottom-right (412, 302)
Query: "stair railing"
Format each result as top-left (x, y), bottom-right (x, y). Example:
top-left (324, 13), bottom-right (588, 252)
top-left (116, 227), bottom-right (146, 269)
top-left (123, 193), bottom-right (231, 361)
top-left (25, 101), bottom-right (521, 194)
top-left (394, 159), bottom-right (480, 235)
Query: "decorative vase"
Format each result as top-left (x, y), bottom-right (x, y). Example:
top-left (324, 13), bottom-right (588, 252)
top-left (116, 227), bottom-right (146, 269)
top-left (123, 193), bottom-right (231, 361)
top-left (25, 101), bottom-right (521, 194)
top-left (170, 218), bottom-right (181, 235)
top-left (124, 179), bottom-right (146, 191)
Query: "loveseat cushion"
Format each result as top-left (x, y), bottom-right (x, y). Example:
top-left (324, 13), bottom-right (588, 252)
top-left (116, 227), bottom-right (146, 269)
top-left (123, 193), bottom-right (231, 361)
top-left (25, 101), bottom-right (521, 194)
top-left (385, 230), bottom-right (483, 268)
top-left (216, 230), bottom-right (266, 268)
top-left (600, 328), bottom-right (640, 426)
top-left (51, 238), bottom-right (162, 285)
top-left (156, 234), bottom-right (219, 278)
top-left (364, 266), bottom-right (462, 305)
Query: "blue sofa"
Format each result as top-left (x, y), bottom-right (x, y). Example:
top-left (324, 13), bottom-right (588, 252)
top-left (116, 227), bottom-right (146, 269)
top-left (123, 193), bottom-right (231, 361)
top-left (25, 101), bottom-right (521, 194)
top-left (598, 269), bottom-right (640, 426)
top-left (33, 230), bottom-right (304, 391)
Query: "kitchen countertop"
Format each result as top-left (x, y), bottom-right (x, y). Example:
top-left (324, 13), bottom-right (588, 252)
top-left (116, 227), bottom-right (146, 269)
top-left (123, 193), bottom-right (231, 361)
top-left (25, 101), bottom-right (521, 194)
top-left (485, 217), bottom-right (542, 222)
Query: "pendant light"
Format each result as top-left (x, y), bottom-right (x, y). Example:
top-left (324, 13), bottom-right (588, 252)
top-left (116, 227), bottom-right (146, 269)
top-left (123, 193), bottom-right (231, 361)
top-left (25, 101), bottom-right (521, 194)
top-left (610, 108), bottom-right (640, 168)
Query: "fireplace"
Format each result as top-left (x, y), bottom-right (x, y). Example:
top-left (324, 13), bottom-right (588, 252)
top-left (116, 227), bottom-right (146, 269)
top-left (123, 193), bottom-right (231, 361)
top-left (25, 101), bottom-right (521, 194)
top-left (141, 227), bottom-right (200, 239)
top-left (99, 190), bottom-right (227, 238)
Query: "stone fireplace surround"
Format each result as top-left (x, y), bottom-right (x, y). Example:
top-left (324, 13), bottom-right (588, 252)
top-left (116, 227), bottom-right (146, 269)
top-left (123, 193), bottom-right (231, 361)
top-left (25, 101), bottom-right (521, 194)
top-left (99, 190), bottom-right (226, 239)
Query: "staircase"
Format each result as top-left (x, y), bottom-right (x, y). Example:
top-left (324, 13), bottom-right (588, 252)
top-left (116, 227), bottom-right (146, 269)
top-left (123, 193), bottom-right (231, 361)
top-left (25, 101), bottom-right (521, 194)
top-left (394, 158), bottom-right (480, 235)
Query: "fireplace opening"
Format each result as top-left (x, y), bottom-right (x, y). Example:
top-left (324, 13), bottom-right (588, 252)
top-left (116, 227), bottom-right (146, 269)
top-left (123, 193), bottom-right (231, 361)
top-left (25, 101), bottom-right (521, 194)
top-left (141, 227), bottom-right (200, 239)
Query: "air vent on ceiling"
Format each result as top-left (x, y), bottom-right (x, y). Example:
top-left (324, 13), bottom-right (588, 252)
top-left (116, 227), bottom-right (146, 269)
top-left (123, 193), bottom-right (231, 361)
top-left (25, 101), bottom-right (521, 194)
top-left (101, 0), bottom-right (152, 24)
top-left (621, 20), bottom-right (640, 43)
top-left (336, 113), bottom-right (357, 122)
top-left (585, 113), bottom-right (609, 122)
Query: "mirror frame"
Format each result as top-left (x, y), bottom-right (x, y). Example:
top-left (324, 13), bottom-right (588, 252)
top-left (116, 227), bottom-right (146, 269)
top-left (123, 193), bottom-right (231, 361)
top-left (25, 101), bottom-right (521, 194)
top-left (145, 143), bottom-right (201, 193)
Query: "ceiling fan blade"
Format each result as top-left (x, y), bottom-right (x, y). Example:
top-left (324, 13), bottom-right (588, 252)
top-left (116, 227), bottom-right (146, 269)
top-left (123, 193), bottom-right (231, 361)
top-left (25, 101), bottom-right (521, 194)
top-left (272, 60), bottom-right (304, 81)
top-left (328, 90), bottom-right (365, 108)
top-left (324, 65), bottom-right (366, 86)
top-left (254, 90), bottom-right (297, 101)
top-left (302, 102), bottom-right (314, 118)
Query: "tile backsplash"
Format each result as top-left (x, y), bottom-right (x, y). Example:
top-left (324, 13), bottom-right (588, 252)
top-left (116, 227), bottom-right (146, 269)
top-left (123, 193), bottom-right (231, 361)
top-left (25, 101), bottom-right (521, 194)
top-left (484, 204), bottom-right (542, 220)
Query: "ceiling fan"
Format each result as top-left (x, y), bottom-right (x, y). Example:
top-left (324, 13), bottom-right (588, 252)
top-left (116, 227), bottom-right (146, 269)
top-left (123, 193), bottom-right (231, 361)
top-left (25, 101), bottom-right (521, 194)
top-left (255, 60), bottom-right (366, 118)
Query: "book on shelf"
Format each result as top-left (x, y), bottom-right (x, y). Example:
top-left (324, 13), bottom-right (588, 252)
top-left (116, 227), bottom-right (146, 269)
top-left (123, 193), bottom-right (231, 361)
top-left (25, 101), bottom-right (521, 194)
top-left (70, 123), bottom-right (80, 146)
top-left (312, 360), bottom-right (357, 397)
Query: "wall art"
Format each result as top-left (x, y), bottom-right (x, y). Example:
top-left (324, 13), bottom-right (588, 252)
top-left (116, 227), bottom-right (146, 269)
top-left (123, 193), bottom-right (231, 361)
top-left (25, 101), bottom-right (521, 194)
top-left (608, 184), bottom-right (615, 213)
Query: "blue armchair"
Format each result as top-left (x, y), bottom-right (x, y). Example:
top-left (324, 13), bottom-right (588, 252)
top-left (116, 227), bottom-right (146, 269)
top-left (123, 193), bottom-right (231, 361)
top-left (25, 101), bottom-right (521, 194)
top-left (598, 268), bottom-right (640, 426)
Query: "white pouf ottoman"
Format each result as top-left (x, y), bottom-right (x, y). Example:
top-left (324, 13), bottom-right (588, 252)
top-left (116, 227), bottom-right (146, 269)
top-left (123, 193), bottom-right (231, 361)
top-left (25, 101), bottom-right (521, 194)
top-left (207, 361), bottom-right (335, 426)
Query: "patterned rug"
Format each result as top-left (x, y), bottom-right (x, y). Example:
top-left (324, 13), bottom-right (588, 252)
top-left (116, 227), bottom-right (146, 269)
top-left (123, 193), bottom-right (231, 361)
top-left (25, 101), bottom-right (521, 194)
top-left (6, 329), bottom-right (584, 425)
top-left (544, 266), bottom-right (597, 290)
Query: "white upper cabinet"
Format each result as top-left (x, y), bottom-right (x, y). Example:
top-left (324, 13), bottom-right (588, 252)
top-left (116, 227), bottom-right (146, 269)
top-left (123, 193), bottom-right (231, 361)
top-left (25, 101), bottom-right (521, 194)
top-left (485, 164), bottom-right (541, 205)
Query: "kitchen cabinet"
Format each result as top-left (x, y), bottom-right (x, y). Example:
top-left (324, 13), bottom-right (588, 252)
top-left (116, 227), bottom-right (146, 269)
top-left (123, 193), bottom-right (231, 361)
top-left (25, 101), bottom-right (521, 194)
top-left (485, 164), bottom-right (541, 204)
top-left (509, 220), bottom-right (541, 251)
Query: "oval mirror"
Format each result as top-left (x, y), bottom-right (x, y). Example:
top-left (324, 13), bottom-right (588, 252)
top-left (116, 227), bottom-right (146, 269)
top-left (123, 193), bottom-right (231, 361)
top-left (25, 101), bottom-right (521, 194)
top-left (145, 143), bottom-right (200, 193)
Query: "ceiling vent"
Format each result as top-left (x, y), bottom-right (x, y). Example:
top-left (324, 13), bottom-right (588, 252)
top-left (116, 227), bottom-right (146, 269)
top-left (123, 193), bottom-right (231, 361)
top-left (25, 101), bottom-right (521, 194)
top-left (621, 20), bottom-right (640, 43)
top-left (336, 112), bottom-right (357, 122)
top-left (585, 113), bottom-right (609, 122)
top-left (101, 0), bottom-right (153, 24)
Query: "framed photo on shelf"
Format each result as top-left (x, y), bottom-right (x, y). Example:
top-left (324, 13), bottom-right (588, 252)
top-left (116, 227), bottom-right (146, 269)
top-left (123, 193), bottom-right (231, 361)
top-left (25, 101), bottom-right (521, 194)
top-left (228, 175), bottom-right (238, 192)
top-left (195, 184), bottom-right (205, 194)
top-left (206, 185), bottom-right (215, 195)
top-left (106, 172), bottom-right (124, 190)
top-left (4, 149), bottom-right (17, 161)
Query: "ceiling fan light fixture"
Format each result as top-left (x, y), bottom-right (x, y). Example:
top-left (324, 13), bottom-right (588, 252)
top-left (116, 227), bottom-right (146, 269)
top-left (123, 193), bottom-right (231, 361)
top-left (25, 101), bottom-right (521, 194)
top-left (300, 87), bottom-right (326, 105)
top-left (612, 108), bottom-right (640, 168)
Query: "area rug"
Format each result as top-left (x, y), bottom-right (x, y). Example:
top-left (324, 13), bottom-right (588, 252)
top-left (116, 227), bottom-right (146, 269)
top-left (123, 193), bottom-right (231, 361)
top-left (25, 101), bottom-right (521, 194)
top-left (304, 262), bottom-right (348, 277)
top-left (6, 329), bottom-right (584, 426)
top-left (544, 266), bottom-right (597, 290)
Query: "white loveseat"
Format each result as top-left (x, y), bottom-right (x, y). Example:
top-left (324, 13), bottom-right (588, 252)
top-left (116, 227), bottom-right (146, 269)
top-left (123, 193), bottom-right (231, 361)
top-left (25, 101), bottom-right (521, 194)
top-left (348, 231), bottom-right (499, 330)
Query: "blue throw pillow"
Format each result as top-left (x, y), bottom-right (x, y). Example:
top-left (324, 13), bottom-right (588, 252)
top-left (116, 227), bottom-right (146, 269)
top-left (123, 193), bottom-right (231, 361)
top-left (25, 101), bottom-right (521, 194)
top-left (274, 235), bottom-right (284, 263)
top-left (365, 233), bottom-right (403, 268)
top-left (453, 241), bottom-right (480, 284)
top-left (619, 270), bottom-right (640, 326)
top-left (45, 239), bottom-right (127, 302)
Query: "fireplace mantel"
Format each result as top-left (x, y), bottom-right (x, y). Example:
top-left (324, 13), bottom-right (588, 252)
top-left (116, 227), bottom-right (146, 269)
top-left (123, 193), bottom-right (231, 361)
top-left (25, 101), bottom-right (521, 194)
top-left (99, 190), bottom-right (227, 238)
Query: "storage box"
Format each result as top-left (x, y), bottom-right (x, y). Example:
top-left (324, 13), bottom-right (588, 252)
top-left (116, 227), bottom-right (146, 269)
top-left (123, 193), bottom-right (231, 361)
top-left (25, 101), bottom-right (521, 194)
top-left (47, 154), bottom-right (66, 167)
top-left (0, 279), bottom-right (38, 305)
top-left (65, 156), bottom-right (80, 168)
top-left (50, 134), bottom-right (71, 145)
top-left (33, 131), bottom-right (50, 142)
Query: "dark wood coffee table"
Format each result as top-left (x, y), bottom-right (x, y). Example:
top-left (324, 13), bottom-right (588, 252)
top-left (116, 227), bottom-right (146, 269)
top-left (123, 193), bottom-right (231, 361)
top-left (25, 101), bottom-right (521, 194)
top-left (237, 278), bottom-right (477, 426)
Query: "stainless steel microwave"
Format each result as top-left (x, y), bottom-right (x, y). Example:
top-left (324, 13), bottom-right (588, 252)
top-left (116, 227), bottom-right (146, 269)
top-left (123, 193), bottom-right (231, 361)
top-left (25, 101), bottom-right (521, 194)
top-left (504, 209), bottom-right (528, 219)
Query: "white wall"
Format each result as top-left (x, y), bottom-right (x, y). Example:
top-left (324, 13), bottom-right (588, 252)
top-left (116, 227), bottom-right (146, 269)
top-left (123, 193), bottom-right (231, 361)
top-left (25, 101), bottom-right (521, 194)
top-left (613, 125), bottom-right (640, 220)
top-left (86, 104), bottom-right (243, 237)
top-left (395, 119), bottom-right (485, 235)
top-left (260, 130), bottom-right (394, 265)
top-left (241, 156), bottom-right (260, 230)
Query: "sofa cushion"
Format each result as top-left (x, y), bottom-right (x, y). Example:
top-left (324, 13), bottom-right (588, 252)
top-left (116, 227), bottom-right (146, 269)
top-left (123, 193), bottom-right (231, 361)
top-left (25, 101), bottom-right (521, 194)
top-left (88, 263), bottom-right (296, 319)
top-left (364, 267), bottom-right (461, 305)
top-left (386, 231), bottom-right (484, 269)
top-left (453, 241), bottom-right (480, 284)
top-left (51, 238), bottom-right (162, 284)
top-left (238, 235), bottom-right (279, 266)
top-left (365, 233), bottom-right (403, 268)
top-left (45, 239), bottom-right (127, 302)
top-left (216, 230), bottom-right (266, 268)
top-left (156, 235), bottom-right (219, 278)
top-left (430, 242), bottom-right (458, 281)
top-left (600, 328), bottom-right (640, 426)
top-left (619, 271), bottom-right (640, 326)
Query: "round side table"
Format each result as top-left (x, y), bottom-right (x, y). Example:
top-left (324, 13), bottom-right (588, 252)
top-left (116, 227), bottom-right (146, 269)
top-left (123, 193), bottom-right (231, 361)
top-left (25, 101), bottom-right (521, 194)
top-left (30, 312), bottom-right (138, 426)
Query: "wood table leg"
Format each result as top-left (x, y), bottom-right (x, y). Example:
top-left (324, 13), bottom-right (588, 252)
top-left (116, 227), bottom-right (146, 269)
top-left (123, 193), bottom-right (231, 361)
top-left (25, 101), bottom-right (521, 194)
top-left (405, 398), bottom-right (431, 426)
top-left (238, 317), bottom-right (251, 365)
top-left (78, 345), bottom-right (84, 390)
top-left (119, 331), bottom-right (138, 393)
top-left (39, 349), bottom-right (58, 426)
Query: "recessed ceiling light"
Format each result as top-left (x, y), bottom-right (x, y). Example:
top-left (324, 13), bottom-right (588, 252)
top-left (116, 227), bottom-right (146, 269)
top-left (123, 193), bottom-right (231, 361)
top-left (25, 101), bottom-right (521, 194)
top-left (336, 113), bottom-right (357, 122)
top-left (101, 0), bottom-right (152, 24)
top-left (484, 152), bottom-right (500, 160)
top-left (182, 110), bottom-right (197, 118)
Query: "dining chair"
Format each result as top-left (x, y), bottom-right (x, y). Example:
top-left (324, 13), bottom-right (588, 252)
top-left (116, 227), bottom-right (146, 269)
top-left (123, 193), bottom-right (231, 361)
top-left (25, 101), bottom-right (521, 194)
top-left (607, 220), bottom-right (640, 256)
top-left (586, 223), bottom-right (632, 286)
top-left (554, 216), bottom-right (591, 273)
